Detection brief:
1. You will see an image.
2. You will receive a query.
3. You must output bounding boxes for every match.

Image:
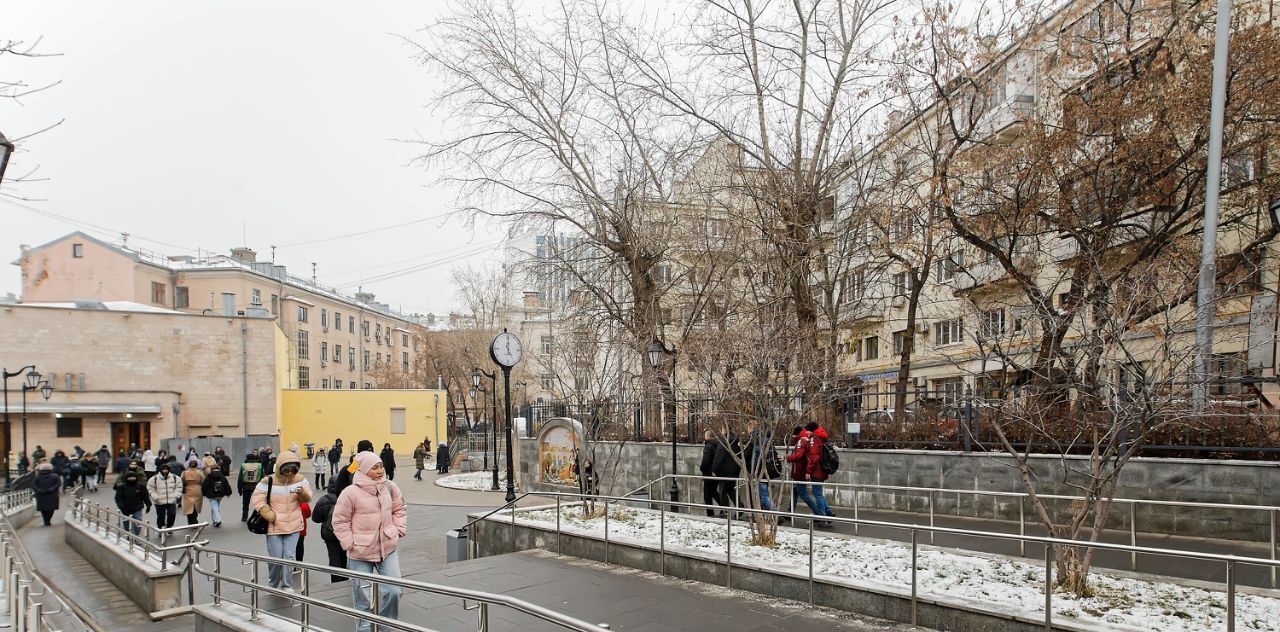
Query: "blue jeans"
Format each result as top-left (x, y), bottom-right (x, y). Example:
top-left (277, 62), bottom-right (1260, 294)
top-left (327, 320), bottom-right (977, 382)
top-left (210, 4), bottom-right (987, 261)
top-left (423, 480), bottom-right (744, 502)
top-left (348, 550), bottom-right (401, 632)
top-left (793, 484), bottom-right (833, 516)
top-left (122, 510), bottom-right (144, 535)
top-left (810, 483), bottom-right (833, 516)
top-left (266, 532), bottom-right (300, 588)
top-left (209, 499), bottom-right (222, 525)
top-left (757, 483), bottom-right (773, 511)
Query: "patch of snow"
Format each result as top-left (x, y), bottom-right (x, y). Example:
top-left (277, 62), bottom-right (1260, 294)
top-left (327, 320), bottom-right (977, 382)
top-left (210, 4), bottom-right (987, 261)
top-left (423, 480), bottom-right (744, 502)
top-left (436, 471), bottom-right (508, 491)
top-left (504, 505), bottom-right (1280, 632)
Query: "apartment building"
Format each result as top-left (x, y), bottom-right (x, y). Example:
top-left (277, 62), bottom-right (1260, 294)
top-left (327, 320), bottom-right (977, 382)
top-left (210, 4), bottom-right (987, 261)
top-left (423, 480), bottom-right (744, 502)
top-left (16, 232), bottom-right (424, 390)
top-left (833, 0), bottom-right (1280, 409)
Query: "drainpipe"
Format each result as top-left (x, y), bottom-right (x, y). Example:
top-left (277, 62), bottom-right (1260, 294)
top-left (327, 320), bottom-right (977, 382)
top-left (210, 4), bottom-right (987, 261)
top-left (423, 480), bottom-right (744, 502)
top-left (241, 322), bottom-right (250, 435)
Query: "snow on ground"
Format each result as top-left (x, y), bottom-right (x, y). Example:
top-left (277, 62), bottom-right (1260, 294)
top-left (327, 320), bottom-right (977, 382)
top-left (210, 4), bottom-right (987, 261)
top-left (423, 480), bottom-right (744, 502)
top-left (507, 504), bottom-right (1280, 632)
top-left (436, 471), bottom-right (507, 491)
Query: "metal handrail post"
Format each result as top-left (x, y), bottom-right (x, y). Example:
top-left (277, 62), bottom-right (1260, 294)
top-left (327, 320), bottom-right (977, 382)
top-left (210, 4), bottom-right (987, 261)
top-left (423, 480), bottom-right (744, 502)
top-left (928, 489), bottom-right (935, 545)
top-left (910, 530), bottom-right (918, 627)
top-left (725, 514), bottom-right (732, 589)
top-left (556, 497), bottom-right (562, 556)
top-left (249, 560), bottom-right (260, 621)
top-left (659, 502), bottom-right (665, 576)
top-left (1227, 560), bottom-right (1236, 632)
top-left (603, 500), bottom-right (610, 565)
top-left (1271, 509), bottom-right (1277, 589)
top-left (1130, 503), bottom-right (1138, 572)
top-left (1044, 544), bottom-right (1053, 632)
top-left (372, 578), bottom-right (381, 624)
top-left (807, 517), bottom-right (814, 604)
top-left (1019, 497), bottom-right (1026, 557)
top-left (853, 486), bottom-right (859, 536)
top-left (28, 602), bottom-right (40, 632)
top-left (478, 602), bottom-right (490, 632)
top-left (15, 583), bottom-right (26, 632)
top-left (213, 552), bottom-right (222, 606)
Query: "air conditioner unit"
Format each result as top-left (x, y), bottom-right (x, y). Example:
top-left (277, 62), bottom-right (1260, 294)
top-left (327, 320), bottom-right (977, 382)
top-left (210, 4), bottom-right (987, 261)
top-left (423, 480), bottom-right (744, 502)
top-left (915, 322), bottom-right (929, 334)
top-left (321, 359), bottom-right (328, 367)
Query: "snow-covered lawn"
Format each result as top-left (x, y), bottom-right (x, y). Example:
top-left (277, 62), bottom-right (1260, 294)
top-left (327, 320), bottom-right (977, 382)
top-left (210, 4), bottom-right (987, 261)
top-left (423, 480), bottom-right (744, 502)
top-left (436, 471), bottom-right (508, 491)
top-left (506, 504), bottom-right (1280, 632)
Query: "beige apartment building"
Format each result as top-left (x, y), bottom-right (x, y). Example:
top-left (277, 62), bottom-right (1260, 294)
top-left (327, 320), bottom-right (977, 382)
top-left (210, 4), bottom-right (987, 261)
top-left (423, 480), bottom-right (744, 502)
top-left (0, 301), bottom-right (279, 461)
top-left (833, 0), bottom-right (1280, 410)
top-left (17, 232), bottom-right (424, 392)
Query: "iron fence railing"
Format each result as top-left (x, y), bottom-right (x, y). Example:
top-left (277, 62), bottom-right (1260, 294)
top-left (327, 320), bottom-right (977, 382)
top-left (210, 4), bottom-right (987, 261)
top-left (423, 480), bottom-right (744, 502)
top-left (467, 489), bottom-right (1280, 632)
top-left (191, 545), bottom-right (611, 631)
top-left (0, 489), bottom-right (96, 631)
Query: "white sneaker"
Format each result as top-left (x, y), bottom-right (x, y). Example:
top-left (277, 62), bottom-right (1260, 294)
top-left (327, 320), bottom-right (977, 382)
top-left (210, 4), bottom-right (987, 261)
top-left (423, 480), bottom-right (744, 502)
top-left (279, 586), bottom-right (297, 595)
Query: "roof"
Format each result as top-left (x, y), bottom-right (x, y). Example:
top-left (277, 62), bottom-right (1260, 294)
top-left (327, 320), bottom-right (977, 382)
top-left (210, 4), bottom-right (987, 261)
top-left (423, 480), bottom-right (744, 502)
top-left (17, 300), bottom-right (181, 314)
top-left (23, 402), bottom-right (163, 415)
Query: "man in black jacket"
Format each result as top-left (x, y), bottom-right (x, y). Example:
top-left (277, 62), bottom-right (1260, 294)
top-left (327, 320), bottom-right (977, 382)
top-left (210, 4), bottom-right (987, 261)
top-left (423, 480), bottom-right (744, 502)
top-left (699, 430), bottom-right (719, 516)
top-left (113, 468), bottom-right (151, 535)
top-left (711, 429), bottom-right (742, 516)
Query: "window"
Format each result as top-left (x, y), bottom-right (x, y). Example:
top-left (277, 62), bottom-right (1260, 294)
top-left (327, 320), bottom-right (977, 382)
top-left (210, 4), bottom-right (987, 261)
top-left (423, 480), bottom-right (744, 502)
top-left (892, 272), bottom-right (908, 297)
top-left (390, 408), bottom-right (407, 434)
top-left (297, 330), bottom-right (310, 359)
top-left (298, 365), bottom-right (310, 389)
top-left (334, 312), bottom-right (342, 332)
top-left (320, 342), bottom-right (328, 364)
top-left (889, 214), bottom-right (914, 242)
top-left (321, 378), bottom-right (330, 389)
top-left (362, 320), bottom-right (370, 338)
top-left (175, 286), bottom-right (190, 309)
top-left (321, 308), bottom-right (328, 329)
top-left (541, 336), bottom-right (554, 355)
top-left (402, 334), bottom-right (409, 347)
top-left (56, 417), bottom-right (83, 438)
top-left (363, 383), bottom-right (372, 390)
top-left (1223, 149), bottom-right (1258, 190)
top-left (364, 350), bottom-right (371, 370)
top-left (402, 352), bottom-right (409, 371)
top-left (350, 381), bottom-right (357, 390)
top-left (349, 316), bottom-right (355, 332)
top-left (861, 336), bottom-right (880, 361)
top-left (298, 306), bottom-right (308, 323)
top-left (333, 344), bottom-right (341, 362)
top-left (349, 348), bottom-right (355, 370)
top-left (935, 251), bottom-right (964, 283)
top-left (980, 308), bottom-right (1006, 339)
top-left (72, 243), bottom-right (84, 258)
top-left (221, 293), bottom-right (236, 316)
top-left (386, 353), bottom-right (391, 365)
top-left (335, 380), bottom-right (343, 389)
top-left (892, 330), bottom-right (909, 355)
top-left (540, 374), bottom-right (555, 391)
top-left (574, 374), bottom-right (591, 391)
top-left (376, 323), bottom-right (382, 342)
top-left (270, 294), bottom-right (279, 316)
top-left (652, 264), bottom-right (673, 284)
top-left (150, 282), bottom-right (166, 305)
top-left (841, 268), bottom-right (867, 304)
top-left (1058, 293), bottom-right (1072, 310)
top-left (935, 377), bottom-right (966, 403)
top-left (251, 289), bottom-right (261, 306)
top-left (1211, 352), bottom-right (1257, 396)
top-left (1116, 362), bottom-right (1148, 400)
top-left (934, 318), bottom-right (963, 345)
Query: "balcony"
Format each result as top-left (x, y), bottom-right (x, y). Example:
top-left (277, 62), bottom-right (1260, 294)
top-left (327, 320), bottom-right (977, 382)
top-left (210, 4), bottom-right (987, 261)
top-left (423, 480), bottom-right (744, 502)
top-left (840, 296), bottom-right (887, 327)
top-left (975, 93), bottom-right (1035, 143)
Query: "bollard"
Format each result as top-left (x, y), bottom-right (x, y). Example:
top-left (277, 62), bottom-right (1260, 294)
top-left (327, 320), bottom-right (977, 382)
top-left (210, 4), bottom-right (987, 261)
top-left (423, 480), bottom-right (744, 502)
top-left (27, 602), bottom-right (40, 632)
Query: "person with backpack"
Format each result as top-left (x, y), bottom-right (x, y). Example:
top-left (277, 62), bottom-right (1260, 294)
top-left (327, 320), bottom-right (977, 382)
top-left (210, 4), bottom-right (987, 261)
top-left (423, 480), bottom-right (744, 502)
top-left (250, 451), bottom-right (313, 591)
top-left (147, 463), bottom-right (182, 528)
top-left (115, 467), bottom-right (152, 535)
top-left (238, 452), bottom-right (263, 522)
top-left (95, 445), bottom-right (112, 484)
top-left (202, 461), bottom-right (234, 527)
top-left (787, 425), bottom-right (832, 527)
top-left (310, 478), bottom-right (349, 583)
top-left (412, 443), bottom-right (427, 481)
top-left (214, 447), bottom-right (233, 477)
top-left (80, 452), bottom-right (100, 492)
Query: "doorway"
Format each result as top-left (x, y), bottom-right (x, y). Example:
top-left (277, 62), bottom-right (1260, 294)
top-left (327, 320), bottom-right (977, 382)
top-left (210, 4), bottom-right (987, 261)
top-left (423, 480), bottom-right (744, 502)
top-left (110, 422), bottom-right (150, 458)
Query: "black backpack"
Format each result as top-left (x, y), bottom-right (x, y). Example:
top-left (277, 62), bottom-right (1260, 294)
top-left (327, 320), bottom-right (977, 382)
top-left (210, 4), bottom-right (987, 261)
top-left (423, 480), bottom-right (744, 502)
top-left (819, 439), bottom-right (840, 475)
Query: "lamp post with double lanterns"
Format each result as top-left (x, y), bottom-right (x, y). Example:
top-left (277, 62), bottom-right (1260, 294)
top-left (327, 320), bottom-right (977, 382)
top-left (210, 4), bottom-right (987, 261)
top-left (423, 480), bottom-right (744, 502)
top-left (3, 366), bottom-right (42, 489)
top-left (472, 367), bottom-right (499, 491)
top-left (21, 376), bottom-right (53, 474)
top-left (648, 339), bottom-right (679, 508)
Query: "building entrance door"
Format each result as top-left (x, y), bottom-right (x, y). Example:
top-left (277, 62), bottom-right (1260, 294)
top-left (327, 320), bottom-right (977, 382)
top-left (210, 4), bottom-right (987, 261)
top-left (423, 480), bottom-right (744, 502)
top-left (110, 422), bottom-right (150, 458)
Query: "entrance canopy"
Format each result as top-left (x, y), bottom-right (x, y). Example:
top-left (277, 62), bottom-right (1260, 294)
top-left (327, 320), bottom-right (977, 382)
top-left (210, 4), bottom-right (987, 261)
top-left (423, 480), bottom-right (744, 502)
top-left (19, 403), bottom-right (162, 415)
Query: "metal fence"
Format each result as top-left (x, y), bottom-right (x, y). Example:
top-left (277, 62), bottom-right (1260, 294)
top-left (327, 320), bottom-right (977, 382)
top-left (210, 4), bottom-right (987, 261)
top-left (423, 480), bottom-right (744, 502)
top-left (191, 545), bottom-right (611, 631)
top-left (466, 489), bottom-right (1280, 632)
top-left (0, 489), bottom-right (95, 631)
top-left (522, 398), bottom-right (721, 443)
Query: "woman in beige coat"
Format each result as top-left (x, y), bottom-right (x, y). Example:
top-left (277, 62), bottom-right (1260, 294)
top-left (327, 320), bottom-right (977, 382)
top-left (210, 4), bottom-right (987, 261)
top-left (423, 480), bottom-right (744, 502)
top-left (249, 450), bottom-right (312, 591)
top-left (181, 458), bottom-right (205, 524)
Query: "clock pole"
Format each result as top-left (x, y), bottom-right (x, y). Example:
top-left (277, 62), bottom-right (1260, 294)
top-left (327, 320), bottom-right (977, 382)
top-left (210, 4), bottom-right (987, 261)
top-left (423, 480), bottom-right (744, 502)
top-left (503, 364), bottom-right (517, 502)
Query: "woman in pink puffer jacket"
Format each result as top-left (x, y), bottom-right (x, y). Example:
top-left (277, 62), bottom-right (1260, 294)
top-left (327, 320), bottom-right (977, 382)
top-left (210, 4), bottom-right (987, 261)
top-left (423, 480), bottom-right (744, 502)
top-left (332, 451), bottom-right (407, 632)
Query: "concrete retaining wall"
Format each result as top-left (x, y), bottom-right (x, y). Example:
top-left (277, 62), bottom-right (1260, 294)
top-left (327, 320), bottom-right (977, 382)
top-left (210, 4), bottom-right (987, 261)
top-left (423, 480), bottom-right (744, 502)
top-left (64, 519), bottom-right (184, 617)
top-left (472, 515), bottom-right (1069, 632)
top-left (518, 439), bottom-right (1280, 540)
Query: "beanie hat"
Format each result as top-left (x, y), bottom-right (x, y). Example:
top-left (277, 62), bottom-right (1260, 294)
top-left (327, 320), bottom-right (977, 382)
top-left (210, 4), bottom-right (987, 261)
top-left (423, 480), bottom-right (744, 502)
top-left (354, 451), bottom-right (382, 475)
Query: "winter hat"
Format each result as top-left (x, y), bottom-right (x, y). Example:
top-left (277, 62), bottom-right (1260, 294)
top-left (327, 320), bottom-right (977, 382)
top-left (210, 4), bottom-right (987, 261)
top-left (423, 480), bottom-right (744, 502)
top-left (353, 451), bottom-right (382, 475)
top-left (36, 462), bottom-right (52, 471)
top-left (357, 439), bottom-right (374, 453)
top-left (275, 451), bottom-right (301, 469)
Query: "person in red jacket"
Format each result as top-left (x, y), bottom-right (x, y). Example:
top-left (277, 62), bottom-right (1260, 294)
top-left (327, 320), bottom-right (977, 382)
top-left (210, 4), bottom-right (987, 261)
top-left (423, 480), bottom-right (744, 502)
top-left (786, 424), bottom-right (833, 527)
top-left (803, 421), bottom-right (836, 523)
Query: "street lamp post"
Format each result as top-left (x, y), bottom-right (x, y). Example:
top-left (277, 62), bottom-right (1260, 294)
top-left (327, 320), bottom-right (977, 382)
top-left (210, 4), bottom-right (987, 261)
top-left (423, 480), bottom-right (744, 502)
top-left (473, 367), bottom-right (499, 491)
top-left (648, 339), bottom-right (679, 509)
top-left (2, 366), bottom-right (39, 489)
top-left (20, 377), bottom-right (52, 475)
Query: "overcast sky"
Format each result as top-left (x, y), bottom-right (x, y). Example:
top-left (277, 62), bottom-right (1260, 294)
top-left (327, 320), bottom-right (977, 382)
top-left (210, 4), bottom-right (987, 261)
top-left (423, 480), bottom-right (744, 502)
top-left (0, 2), bottom-right (505, 317)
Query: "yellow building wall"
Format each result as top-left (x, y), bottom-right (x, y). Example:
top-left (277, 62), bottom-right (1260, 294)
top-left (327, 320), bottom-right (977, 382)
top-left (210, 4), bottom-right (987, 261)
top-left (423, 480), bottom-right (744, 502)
top-left (279, 389), bottom-right (447, 457)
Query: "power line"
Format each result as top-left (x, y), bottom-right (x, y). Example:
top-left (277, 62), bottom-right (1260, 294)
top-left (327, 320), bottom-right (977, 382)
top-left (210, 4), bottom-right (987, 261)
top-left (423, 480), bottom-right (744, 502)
top-left (1, 197), bottom-right (198, 252)
top-left (337, 240), bottom-right (502, 288)
top-left (326, 237), bottom-right (505, 278)
top-left (275, 213), bottom-right (453, 248)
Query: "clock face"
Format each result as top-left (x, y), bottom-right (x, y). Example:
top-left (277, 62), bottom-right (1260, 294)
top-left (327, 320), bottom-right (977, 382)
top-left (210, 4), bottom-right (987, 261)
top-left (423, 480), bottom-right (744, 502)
top-left (491, 332), bottom-right (523, 367)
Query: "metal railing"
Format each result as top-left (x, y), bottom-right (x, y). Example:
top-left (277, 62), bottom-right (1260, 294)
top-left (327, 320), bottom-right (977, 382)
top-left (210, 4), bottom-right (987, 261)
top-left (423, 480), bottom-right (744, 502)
top-left (0, 490), bottom-right (97, 631)
top-left (67, 496), bottom-right (207, 572)
top-left (634, 473), bottom-right (1280, 587)
top-left (192, 545), bottom-right (611, 632)
top-left (469, 489), bottom-right (1280, 632)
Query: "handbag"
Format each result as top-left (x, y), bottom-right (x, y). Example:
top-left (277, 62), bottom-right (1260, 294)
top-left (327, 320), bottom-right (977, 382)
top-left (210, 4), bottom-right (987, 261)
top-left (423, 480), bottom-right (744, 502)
top-left (246, 477), bottom-right (273, 535)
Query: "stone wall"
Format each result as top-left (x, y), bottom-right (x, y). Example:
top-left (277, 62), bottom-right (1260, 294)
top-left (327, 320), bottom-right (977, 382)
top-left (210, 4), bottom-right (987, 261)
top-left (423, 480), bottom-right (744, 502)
top-left (518, 439), bottom-right (1280, 540)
